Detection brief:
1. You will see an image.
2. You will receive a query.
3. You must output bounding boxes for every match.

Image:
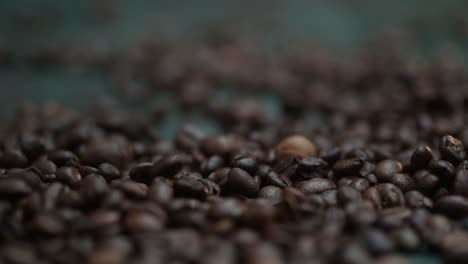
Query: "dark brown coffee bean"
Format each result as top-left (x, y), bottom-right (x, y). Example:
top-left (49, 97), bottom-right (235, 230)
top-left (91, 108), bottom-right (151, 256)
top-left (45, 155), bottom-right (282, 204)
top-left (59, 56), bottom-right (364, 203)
top-left (32, 159), bottom-right (57, 180)
top-left (32, 212), bottom-right (64, 236)
top-left (338, 176), bottom-right (370, 192)
top-left (151, 154), bottom-right (189, 178)
top-left (200, 135), bottom-right (240, 156)
top-left (201, 155), bottom-right (225, 175)
top-left (56, 166), bottom-right (82, 187)
top-left (435, 195), bottom-right (468, 218)
top-left (440, 231), bottom-right (468, 263)
top-left (410, 145), bottom-right (433, 170)
top-left (298, 157), bottom-right (328, 178)
top-left (98, 163), bottom-right (121, 182)
top-left (404, 190), bottom-right (432, 209)
top-left (377, 207), bottom-right (411, 229)
top-left (207, 168), bottom-right (231, 185)
top-left (321, 147), bottom-right (341, 165)
top-left (173, 175), bottom-right (219, 199)
top-left (454, 161), bottom-right (468, 197)
top-left (225, 168), bottom-right (260, 196)
top-left (333, 158), bottom-right (364, 177)
top-left (244, 242), bottom-right (286, 264)
top-left (363, 183), bottom-right (404, 209)
top-left (7, 169), bottom-right (41, 189)
top-left (258, 186), bottom-right (283, 200)
top-left (413, 170), bottom-right (440, 195)
top-left (0, 178), bottom-right (32, 200)
top-left (78, 165), bottom-right (98, 177)
top-left (81, 135), bottom-right (132, 168)
top-left (80, 174), bottom-right (108, 203)
top-left (337, 186), bottom-right (362, 205)
top-left (112, 180), bottom-right (147, 199)
top-left (129, 162), bottom-right (153, 183)
top-left (296, 178), bottom-right (336, 195)
top-left (321, 190), bottom-right (338, 207)
top-left (361, 228), bottom-right (395, 255)
top-left (0, 149), bottom-right (29, 168)
top-left (231, 155), bottom-right (257, 175)
top-left (374, 160), bottom-right (403, 183)
top-left (275, 135), bottom-right (316, 160)
top-left (440, 135), bottom-right (466, 165)
top-left (332, 243), bottom-right (373, 264)
top-left (346, 201), bottom-right (377, 227)
top-left (389, 173), bottom-right (415, 192)
top-left (261, 169), bottom-right (291, 189)
top-left (428, 159), bottom-right (456, 184)
top-left (48, 150), bottom-right (79, 167)
top-left (391, 227), bottom-right (420, 252)
top-left (124, 210), bottom-right (163, 233)
top-left (148, 180), bottom-right (173, 205)
top-left (90, 209), bottom-right (120, 235)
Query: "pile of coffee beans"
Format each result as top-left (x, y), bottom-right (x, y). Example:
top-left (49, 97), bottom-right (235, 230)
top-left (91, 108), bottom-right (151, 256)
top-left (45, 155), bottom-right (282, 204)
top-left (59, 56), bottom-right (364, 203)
top-left (1, 36), bottom-right (468, 263)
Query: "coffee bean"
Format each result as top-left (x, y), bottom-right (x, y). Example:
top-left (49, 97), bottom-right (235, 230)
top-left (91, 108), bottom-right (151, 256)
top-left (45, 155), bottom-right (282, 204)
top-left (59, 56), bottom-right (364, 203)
top-left (148, 180), bottom-right (173, 205)
top-left (337, 186), bottom-right (362, 205)
top-left (298, 157), bottom-right (328, 178)
top-left (333, 158), bottom-right (364, 177)
top-left (173, 174), bottom-right (219, 199)
top-left (225, 168), bottom-right (260, 196)
top-left (454, 160), bottom-right (468, 197)
top-left (0, 149), bottom-right (29, 168)
top-left (404, 190), bottom-right (432, 209)
top-left (258, 186), bottom-right (283, 200)
top-left (391, 227), bottom-right (420, 252)
top-left (440, 135), bottom-right (466, 165)
top-left (275, 135), bottom-right (316, 160)
top-left (338, 176), bottom-right (370, 192)
top-left (0, 178), bottom-right (32, 200)
top-left (201, 155), bottom-right (225, 175)
top-left (56, 166), bottom-right (82, 187)
top-left (129, 162), bottom-right (153, 183)
top-left (361, 228), bottom-right (395, 255)
top-left (200, 135), bottom-right (240, 156)
top-left (413, 170), bottom-right (440, 195)
top-left (48, 150), bottom-right (79, 167)
top-left (440, 231), bottom-right (468, 263)
top-left (80, 174), bottom-right (108, 203)
top-left (374, 160), bottom-right (403, 183)
top-left (231, 155), bottom-right (257, 175)
top-left (410, 145), bottom-right (433, 170)
top-left (207, 168), bottom-right (231, 185)
top-left (261, 169), bottom-right (291, 188)
top-left (389, 173), bottom-right (415, 192)
top-left (98, 163), bottom-right (121, 182)
top-left (428, 159), bottom-right (456, 185)
top-left (435, 195), bottom-right (468, 218)
top-left (112, 180), bottom-right (147, 199)
top-left (151, 154), bottom-right (189, 178)
top-left (32, 212), bottom-right (64, 236)
top-left (124, 210), bottom-right (163, 233)
top-left (363, 183), bottom-right (404, 209)
top-left (296, 178), bottom-right (336, 195)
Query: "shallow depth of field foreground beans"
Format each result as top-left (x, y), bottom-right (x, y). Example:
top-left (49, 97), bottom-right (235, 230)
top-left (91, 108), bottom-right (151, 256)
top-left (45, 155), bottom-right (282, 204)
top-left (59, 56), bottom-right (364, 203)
top-left (1, 1), bottom-right (468, 264)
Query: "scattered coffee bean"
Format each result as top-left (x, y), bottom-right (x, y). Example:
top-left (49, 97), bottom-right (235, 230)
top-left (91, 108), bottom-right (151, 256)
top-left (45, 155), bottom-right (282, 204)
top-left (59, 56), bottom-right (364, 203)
top-left (440, 135), bottom-right (466, 165)
top-left (374, 160), bottom-right (403, 183)
top-left (275, 135), bottom-right (316, 160)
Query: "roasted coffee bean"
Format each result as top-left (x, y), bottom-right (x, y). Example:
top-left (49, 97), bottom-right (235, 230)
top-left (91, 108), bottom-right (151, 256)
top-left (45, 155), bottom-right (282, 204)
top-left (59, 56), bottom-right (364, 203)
top-left (32, 159), bottom-right (57, 178)
top-left (261, 169), bottom-right (291, 188)
top-left (377, 207), bottom-right (412, 229)
top-left (0, 149), bottom-right (29, 168)
top-left (225, 168), bottom-right (260, 196)
top-left (7, 169), bottom-right (41, 189)
top-left (275, 135), bottom-right (316, 160)
top-left (338, 176), bottom-right (370, 192)
top-left (231, 155), bottom-right (257, 175)
top-left (151, 154), bottom-right (189, 178)
top-left (112, 180), bottom-right (148, 199)
top-left (124, 210), bottom-right (164, 233)
top-left (78, 165), bottom-right (98, 177)
top-left (201, 155), bottom-right (225, 175)
top-left (413, 170), bottom-right (440, 195)
top-left (296, 178), bottom-right (336, 195)
top-left (298, 157), bottom-right (328, 178)
top-left (56, 166), bottom-right (82, 187)
top-left (0, 178), bottom-right (32, 200)
top-left (363, 183), bottom-right (404, 209)
top-left (80, 135), bottom-right (132, 168)
top-left (207, 168), bottom-right (231, 185)
top-left (80, 174), bottom-right (108, 203)
top-left (148, 180), bottom-right (173, 205)
top-left (48, 150), bottom-right (79, 167)
top-left (440, 135), bottom-right (466, 165)
top-left (321, 147), bottom-right (341, 165)
top-left (435, 195), bottom-right (468, 218)
top-left (374, 160), bottom-right (403, 183)
top-left (258, 186), bottom-right (284, 200)
top-left (361, 228), bottom-right (395, 255)
top-left (337, 186), bottom-right (362, 205)
top-left (410, 145), bottom-right (433, 170)
top-left (333, 158), bottom-right (364, 177)
top-left (98, 163), bottom-right (121, 182)
top-left (391, 227), bottom-right (420, 252)
top-left (331, 242), bottom-right (373, 264)
top-left (32, 212), bottom-right (64, 236)
top-left (428, 159), bottom-right (456, 184)
top-left (200, 135), bottom-right (240, 156)
top-left (129, 162), bottom-right (153, 183)
top-left (440, 231), bottom-right (468, 263)
top-left (404, 191), bottom-right (432, 209)
top-left (454, 160), bottom-right (468, 197)
top-left (173, 175), bottom-right (219, 199)
top-left (389, 173), bottom-right (415, 192)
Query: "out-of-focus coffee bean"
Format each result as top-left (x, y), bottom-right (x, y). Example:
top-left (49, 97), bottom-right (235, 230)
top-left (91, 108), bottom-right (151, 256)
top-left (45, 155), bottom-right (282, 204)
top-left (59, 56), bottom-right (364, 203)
top-left (413, 170), bottom-right (440, 195)
top-left (428, 159), bottom-right (456, 185)
top-left (454, 161), bottom-right (468, 197)
top-left (98, 163), bottom-right (121, 182)
top-left (0, 178), bottom-right (32, 200)
top-left (404, 190), bottom-right (432, 209)
top-left (56, 166), bottom-right (82, 187)
top-left (231, 155), bottom-right (257, 175)
top-left (435, 195), bottom-right (468, 218)
top-left (201, 155), bottom-right (225, 175)
top-left (258, 186), bottom-right (283, 200)
top-left (389, 173), bottom-right (415, 192)
top-left (225, 168), bottom-right (260, 196)
top-left (124, 210), bottom-right (164, 233)
top-left (275, 135), bottom-right (316, 160)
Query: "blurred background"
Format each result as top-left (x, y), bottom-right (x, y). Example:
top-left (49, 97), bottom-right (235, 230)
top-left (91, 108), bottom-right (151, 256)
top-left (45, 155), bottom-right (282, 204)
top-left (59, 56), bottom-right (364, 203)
top-left (1, 0), bottom-right (468, 119)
